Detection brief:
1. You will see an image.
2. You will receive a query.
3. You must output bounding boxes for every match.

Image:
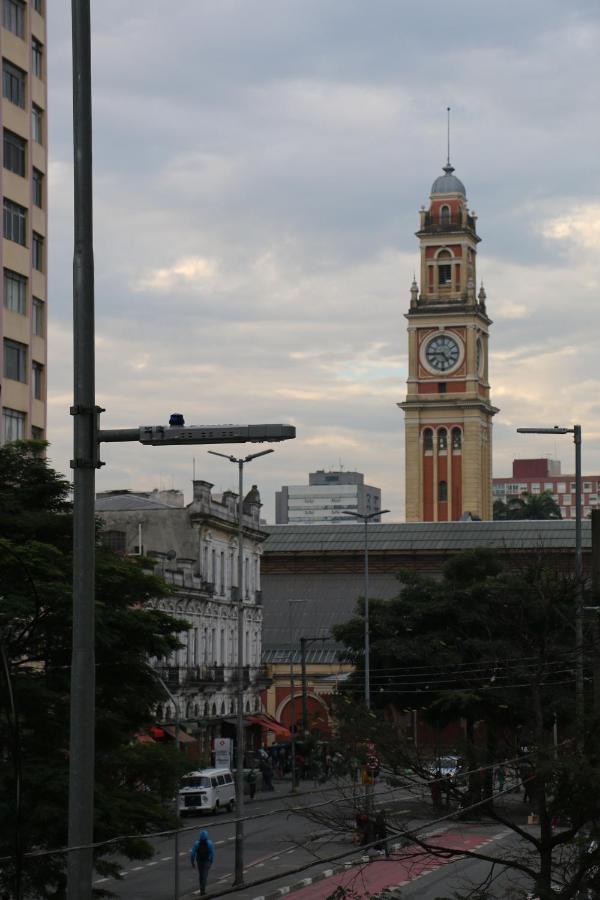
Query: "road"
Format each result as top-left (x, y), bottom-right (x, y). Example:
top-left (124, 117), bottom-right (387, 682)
top-left (96, 779), bottom-right (415, 900)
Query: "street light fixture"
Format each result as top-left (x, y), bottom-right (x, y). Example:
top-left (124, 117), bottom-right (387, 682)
top-left (287, 599), bottom-right (308, 792)
top-left (342, 509), bottom-right (390, 709)
top-left (207, 447), bottom-right (274, 887)
top-left (516, 425), bottom-right (583, 744)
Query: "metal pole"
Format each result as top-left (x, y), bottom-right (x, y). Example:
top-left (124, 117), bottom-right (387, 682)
top-left (364, 516), bottom-right (370, 710)
top-left (591, 510), bottom-right (600, 714)
top-left (300, 638), bottom-right (308, 738)
top-left (289, 604), bottom-right (297, 792)
top-left (234, 460), bottom-right (245, 886)
top-left (574, 425), bottom-right (584, 747)
top-left (68, 2), bottom-right (96, 897)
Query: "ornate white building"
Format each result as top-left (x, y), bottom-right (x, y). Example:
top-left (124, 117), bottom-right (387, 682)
top-left (95, 480), bottom-right (269, 754)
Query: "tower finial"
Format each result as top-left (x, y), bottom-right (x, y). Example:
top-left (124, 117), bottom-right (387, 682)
top-left (447, 106), bottom-right (451, 167)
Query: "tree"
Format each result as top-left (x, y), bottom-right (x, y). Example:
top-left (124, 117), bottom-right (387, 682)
top-left (0, 441), bottom-right (191, 899)
top-left (328, 548), bottom-right (600, 899)
top-left (494, 491), bottom-right (562, 520)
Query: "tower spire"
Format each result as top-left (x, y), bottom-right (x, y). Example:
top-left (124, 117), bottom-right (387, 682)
top-left (443, 106), bottom-right (454, 175)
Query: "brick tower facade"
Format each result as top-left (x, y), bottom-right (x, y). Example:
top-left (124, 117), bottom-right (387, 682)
top-left (399, 162), bottom-right (498, 521)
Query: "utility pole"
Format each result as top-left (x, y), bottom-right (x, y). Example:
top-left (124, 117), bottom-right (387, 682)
top-left (591, 510), bottom-right (600, 714)
top-left (154, 674), bottom-right (181, 900)
top-left (300, 636), bottom-right (328, 737)
top-left (67, 3), bottom-right (96, 896)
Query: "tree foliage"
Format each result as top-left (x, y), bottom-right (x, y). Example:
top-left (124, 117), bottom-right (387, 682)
top-left (330, 548), bottom-right (600, 899)
top-left (0, 442), bottom-right (191, 898)
top-left (493, 491), bottom-right (562, 521)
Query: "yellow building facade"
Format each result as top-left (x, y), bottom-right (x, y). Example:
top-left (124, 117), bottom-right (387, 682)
top-left (399, 162), bottom-right (498, 521)
top-left (1, 0), bottom-right (48, 444)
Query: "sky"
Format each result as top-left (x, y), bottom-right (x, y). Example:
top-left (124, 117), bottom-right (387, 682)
top-left (45, 0), bottom-right (600, 522)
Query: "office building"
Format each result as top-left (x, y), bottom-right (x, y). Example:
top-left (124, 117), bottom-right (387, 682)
top-left (1, 0), bottom-right (47, 443)
top-left (275, 469), bottom-right (382, 524)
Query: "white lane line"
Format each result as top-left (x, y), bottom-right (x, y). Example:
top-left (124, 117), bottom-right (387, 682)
top-left (160, 856), bottom-right (172, 861)
top-left (93, 879), bottom-right (108, 884)
top-left (130, 866), bottom-right (144, 872)
top-left (146, 861), bottom-right (159, 866)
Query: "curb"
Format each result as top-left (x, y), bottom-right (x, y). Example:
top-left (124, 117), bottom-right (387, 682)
top-left (252, 843), bottom-right (404, 900)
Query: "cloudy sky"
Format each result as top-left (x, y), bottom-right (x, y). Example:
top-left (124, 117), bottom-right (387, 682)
top-left (45, 0), bottom-right (600, 521)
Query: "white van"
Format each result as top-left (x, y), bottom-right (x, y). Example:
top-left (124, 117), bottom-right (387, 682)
top-left (178, 768), bottom-right (235, 816)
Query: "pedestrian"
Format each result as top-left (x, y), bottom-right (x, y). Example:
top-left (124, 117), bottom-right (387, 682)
top-left (374, 810), bottom-right (390, 857)
top-left (190, 829), bottom-right (215, 897)
top-left (260, 757), bottom-right (274, 791)
top-left (496, 763), bottom-right (506, 793)
top-left (247, 766), bottom-right (258, 800)
top-left (430, 772), bottom-right (443, 811)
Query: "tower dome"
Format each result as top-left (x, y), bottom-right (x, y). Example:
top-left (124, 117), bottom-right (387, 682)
top-left (431, 163), bottom-right (465, 196)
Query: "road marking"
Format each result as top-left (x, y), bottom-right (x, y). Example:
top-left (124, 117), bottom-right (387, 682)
top-left (130, 866), bottom-right (144, 872)
top-left (93, 879), bottom-right (108, 884)
top-left (160, 856), bottom-right (172, 861)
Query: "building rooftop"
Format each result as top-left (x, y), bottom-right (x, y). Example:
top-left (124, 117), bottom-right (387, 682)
top-left (264, 520), bottom-right (591, 553)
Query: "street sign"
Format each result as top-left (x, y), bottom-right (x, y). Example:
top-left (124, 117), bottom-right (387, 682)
top-left (213, 737), bottom-right (232, 769)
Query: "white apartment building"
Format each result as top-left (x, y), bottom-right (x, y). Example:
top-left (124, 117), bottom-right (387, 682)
top-left (95, 481), bottom-right (269, 753)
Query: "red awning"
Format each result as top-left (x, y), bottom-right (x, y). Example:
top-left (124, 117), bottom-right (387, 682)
top-left (247, 714), bottom-right (291, 740)
top-left (135, 732), bottom-right (156, 743)
top-left (149, 726), bottom-right (166, 738)
top-left (162, 724), bottom-right (197, 744)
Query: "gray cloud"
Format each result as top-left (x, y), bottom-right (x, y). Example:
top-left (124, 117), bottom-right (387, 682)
top-left (46, 1), bottom-right (600, 519)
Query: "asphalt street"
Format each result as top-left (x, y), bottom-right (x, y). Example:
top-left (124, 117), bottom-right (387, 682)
top-left (96, 779), bottom-right (414, 900)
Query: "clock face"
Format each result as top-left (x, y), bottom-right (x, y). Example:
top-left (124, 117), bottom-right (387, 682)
top-left (425, 334), bottom-right (460, 372)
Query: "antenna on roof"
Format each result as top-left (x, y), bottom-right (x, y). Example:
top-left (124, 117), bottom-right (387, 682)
top-left (446, 106), bottom-right (451, 167)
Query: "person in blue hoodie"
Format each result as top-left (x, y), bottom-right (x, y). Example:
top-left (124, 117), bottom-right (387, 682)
top-left (190, 829), bottom-right (215, 896)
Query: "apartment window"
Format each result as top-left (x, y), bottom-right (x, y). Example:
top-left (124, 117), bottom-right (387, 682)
top-left (3, 199), bottom-right (26, 245)
top-left (32, 231), bottom-right (43, 271)
top-left (4, 268), bottom-right (26, 314)
top-left (570, 482), bottom-right (576, 491)
top-left (563, 495), bottom-right (572, 505)
top-left (31, 425), bottom-right (44, 440)
top-left (3, 407), bottom-right (25, 442)
top-left (557, 482), bottom-right (566, 493)
top-left (4, 338), bottom-right (27, 382)
top-left (32, 104), bottom-right (43, 144)
top-left (3, 60), bottom-right (26, 108)
top-left (32, 361), bottom-right (43, 399)
top-left (32, 38), bottom-right (43, 78)
top-left (544, 482), bottom-right (553, 491)
top-left (3, 0), bottom-right (25, 38)
top-left (4, 129), bottom-right (26, 176)
top-left (531, 483), bottom-right (541, 494)
top-left (438, 480), bottom-right (448, 502)
top-left (32, 167), bottom-right (43, 207)
top-left (584, 482), bottom-right (592, 492)
top-left (32, 0), bottom-right (42, 13)
top-left (32, 297), bottom-right (44, 335)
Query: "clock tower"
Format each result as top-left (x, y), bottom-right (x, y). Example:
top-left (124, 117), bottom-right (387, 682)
top-left (399, 161), bottom-right (498, 521)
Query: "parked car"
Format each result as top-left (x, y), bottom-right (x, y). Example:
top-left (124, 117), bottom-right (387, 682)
top-left (178, 767), bottom-right (235, 816)
top-left (429, 755), bottom-right (464, 783)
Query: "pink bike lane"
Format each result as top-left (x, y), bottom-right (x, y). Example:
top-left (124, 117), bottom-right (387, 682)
top-left (288, 829), bottom-right (496, 899)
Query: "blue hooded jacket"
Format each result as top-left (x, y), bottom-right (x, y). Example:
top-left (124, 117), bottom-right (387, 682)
top-left (190, 830), bottom-right (215, 866)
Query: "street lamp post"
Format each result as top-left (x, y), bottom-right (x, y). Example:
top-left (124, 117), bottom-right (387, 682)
top-left (67, 7), bottom-right (295, 898)
top-left (517, 425), bottom-right (583, 744)
top-left (287, 600), bottom-right (307, 792)
top-left (208, 448), bottom-right (274, 886)
top-left (341, 509), bottom-right (390, 709)
top-left (299, 636), bottom-right (328, 737)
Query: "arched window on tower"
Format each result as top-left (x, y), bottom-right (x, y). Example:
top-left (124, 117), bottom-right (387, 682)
top-left (438, 480), bottom-right (448, 502)
top-left (436, 249), bottom-right (452, 286)
top-left (423, 428), bottom-right (433, 452)
top-left (452, 427), bottom-right (462, 451)
top-left (438, 428), bottom-right (448, 451)
top-left (440, 205), bottom-right (450, 225)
